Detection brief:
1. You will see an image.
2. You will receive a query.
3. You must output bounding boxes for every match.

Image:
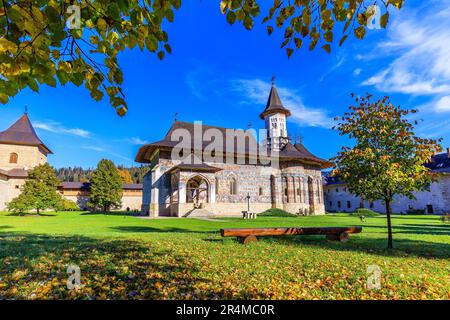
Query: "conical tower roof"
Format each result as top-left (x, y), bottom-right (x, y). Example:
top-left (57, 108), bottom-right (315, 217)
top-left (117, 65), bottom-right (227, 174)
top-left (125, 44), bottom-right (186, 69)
top-left (0, 113), bottom-right (52, 154)
top-left (259, 82), bottom-right (291, 119)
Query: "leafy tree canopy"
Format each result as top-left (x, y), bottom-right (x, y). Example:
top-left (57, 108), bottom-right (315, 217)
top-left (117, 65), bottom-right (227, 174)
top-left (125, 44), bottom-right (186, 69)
top-left (7, 163), bottom-right (62, 214)
top-left (332, 94), bottom-right (442, 248)
top-left (88, 158), bottom-right (123, 211)
top-left (0, 0), bottom-right (404, 113)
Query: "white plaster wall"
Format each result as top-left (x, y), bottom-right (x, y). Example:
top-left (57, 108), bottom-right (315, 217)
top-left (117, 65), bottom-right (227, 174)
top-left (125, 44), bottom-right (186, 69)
top-left (0, 144), bottom-right (47, 170)
top-left (324, 175), bottom-right (450, 214)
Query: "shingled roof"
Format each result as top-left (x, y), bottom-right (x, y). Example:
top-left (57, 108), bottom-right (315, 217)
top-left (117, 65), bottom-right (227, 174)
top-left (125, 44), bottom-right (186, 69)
top-left (425, 149), bottom-right (450, 173)
top-left (135, 121), bottom-right (332, 168)
top-left (259, 84), bottom-right (292, 119)
top-left (0, 113), bottom-right (52, 154)
top-left (324, 149), bottom-right (450, 185)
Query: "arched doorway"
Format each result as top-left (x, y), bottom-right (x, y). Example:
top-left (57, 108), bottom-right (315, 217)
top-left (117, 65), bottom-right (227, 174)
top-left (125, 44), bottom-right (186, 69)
top-left (186, 175), bottom-right (209, 204)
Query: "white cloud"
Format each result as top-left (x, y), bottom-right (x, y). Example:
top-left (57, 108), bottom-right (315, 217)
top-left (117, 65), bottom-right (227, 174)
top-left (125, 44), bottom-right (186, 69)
top-left (34, 121), bottom-right (91, 138)
top-left (353, 68), bottom-right (362, 76)
top-left (82, 146), bottom-right (105, 152)
top-left (435, 96), bottom-right (450, 112)
top-left (231, 79), bottom-right (333, 128)
top-left (82, 146), bottom-right (133, 163)
top-left (362, 2), bottom-right (450, 107)
top-left (124, 137), bottom-right (149, 145)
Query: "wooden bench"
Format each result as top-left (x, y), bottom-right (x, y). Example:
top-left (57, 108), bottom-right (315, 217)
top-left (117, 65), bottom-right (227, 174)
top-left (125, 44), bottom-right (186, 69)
top-left (220, 226), bottom-right (362, 244)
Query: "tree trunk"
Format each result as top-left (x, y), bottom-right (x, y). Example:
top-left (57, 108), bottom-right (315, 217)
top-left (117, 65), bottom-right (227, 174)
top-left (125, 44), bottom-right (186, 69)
top-left (385, 199), bottom-right (393, 249)
top-left (37, 208), bottom-right (40, 215)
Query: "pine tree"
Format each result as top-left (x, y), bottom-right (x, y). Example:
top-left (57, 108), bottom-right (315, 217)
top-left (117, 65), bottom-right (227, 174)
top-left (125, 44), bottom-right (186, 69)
top-left (88, 159), bottom-right (123, 212)
top-left (8, 163), bottom-right (62, 215)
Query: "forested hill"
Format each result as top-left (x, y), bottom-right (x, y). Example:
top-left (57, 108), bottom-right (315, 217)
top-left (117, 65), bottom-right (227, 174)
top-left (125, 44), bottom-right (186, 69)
top-left (55, 166), bottom-right (149, 184)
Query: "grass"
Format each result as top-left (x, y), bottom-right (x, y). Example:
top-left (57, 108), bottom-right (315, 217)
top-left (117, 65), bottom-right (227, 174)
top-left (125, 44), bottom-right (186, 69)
top-left (0, 211), bottom-right (449, 300)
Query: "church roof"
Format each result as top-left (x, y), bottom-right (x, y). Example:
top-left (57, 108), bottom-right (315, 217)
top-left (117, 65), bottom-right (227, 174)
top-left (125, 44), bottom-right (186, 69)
top-left (167, 163), bottom-right (223, 174)
top-left (259, 84), bottom-right (291, 119)
top-left (135, 121), bottom-right (332, 168)
top-left (0, 168), bottom-right (28, 178)
top-left (58, 182), bottom-right (143, 190)
top-left (0, 113), bottom-right (52, 154)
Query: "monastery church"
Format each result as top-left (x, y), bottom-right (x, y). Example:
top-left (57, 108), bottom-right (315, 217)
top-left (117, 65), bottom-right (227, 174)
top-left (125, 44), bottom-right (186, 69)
top-left (136, 83), bottom-right (332, 217)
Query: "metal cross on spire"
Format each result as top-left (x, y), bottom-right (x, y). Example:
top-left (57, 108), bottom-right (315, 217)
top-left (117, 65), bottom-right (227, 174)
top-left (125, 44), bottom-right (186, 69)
top-left (271, 75), bottom-right (276, 86)
top-left (174, 112), bottom-right (178, 122)
top-left (24, 105), bottom-right (28, 114)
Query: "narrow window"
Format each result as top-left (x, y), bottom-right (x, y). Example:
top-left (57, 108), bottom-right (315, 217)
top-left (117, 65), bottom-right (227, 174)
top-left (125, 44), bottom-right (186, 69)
top-left (338, 201), bottom-right (341, 208)
top-left (9, 153), bottom-right (18, 164)
top-left (329, 201), bottom-right (332, 206)
top-left (259, 187), bottom-right (263, 196)
top-left (230, 178), bottom-right (237, 195)
top-left (370, 202), bottom-right (374, 208)
top-left (347, 201), bottom-right (351, 209)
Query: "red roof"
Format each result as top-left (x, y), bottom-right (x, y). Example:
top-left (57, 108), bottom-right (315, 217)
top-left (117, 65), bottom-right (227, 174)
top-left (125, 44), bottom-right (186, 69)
top-left (0, 113), bottom-right (52, 154)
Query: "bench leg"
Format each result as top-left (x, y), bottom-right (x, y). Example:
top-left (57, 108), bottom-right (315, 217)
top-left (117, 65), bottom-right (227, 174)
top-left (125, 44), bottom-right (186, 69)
top-left (238, 235), bottom-right (258, 244)
top-left (326, 232), bottom-right (349, 242)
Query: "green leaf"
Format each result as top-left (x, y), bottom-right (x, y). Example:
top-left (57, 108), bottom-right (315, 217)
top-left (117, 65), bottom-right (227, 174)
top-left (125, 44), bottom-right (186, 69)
top-left (322, 44), bottom-right (331, 53)
top-left (339, 35), bottom-right (348, 46)
top-left (0, 93), bottom-right (9, 104)
top-left (380, 12), bottom-right (389, 28)
top-left (226, 11), bottom-right (236, 25)
top-left (354, 26), bottom-right (366, 40)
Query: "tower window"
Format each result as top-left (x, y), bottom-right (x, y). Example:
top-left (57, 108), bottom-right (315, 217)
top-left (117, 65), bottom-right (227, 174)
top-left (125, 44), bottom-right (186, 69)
top-left (259, 187), bottom-right (263, 196)
top-left (9, 153), bottom-right (18, 164)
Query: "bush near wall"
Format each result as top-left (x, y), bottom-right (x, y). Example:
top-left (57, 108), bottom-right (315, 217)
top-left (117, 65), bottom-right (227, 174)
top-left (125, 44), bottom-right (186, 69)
top-left (352, 208), bottom-right (380, 217)
top-left (259, 208), bottom-right (297, 217)
top-left (60, 199), bottom-right (80, 211)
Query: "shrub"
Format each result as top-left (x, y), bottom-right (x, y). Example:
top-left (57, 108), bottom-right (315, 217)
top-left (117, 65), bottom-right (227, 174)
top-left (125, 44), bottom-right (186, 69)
top-left (406, 209), bottom-right (425, 215)
top-left (60, 199), bottom-right (80, 211)
top-left (440, 214), bottom-right (450, 223)
top-left (352, 208), bottom-right (380, 217)
top-left (258, 208), bottom-right (297, 217)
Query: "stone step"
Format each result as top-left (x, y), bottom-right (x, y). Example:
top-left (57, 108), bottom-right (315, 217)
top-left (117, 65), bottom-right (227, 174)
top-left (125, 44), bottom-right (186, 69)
top-left (185, 208), bottom-right (215, 218)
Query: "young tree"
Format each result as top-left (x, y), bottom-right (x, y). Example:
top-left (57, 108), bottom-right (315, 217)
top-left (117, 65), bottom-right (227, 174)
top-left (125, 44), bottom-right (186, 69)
top-left (0, 0), bottom-right (404, 112)
top-left (332, 94), bottom-right (442, 249)
top-left (88, 159), bottom-right (123, 212)
top-left (7, 163), bottom-right (62, 214)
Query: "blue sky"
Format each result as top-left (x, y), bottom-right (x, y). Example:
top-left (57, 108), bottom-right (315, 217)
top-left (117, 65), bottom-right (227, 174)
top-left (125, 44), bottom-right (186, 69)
top-left (1, 0), bottom-right (449, 168)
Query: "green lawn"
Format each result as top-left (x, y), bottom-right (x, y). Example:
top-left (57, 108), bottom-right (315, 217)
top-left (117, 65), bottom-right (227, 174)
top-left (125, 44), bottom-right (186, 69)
top-left (0, 211), bottom-right (448, 300)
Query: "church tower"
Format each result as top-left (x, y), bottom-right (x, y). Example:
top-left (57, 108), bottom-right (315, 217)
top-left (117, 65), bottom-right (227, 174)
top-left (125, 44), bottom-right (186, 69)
top-left (260, 78), bottom-right (291, 152)
top-left (0, 112), bottom-right (52, 170)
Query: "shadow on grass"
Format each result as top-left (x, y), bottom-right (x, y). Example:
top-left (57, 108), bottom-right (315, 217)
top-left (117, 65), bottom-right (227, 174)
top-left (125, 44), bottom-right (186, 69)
top-left (6, 212), bottom-right (57, 217)
top-left (253, 234), bottom-right (450, 259)
top-left (0, 231), bottom-right (222, 299)
top-left (81, 211), bottom-right (141, 217)
top-left (361, 223), bottom-right (450, 236)
top-left (110, 226), bottom-right (216, 234)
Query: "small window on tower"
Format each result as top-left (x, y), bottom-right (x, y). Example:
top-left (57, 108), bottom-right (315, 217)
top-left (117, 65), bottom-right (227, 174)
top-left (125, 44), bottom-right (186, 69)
top-left (9, 153), bottom-right (18, 164)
